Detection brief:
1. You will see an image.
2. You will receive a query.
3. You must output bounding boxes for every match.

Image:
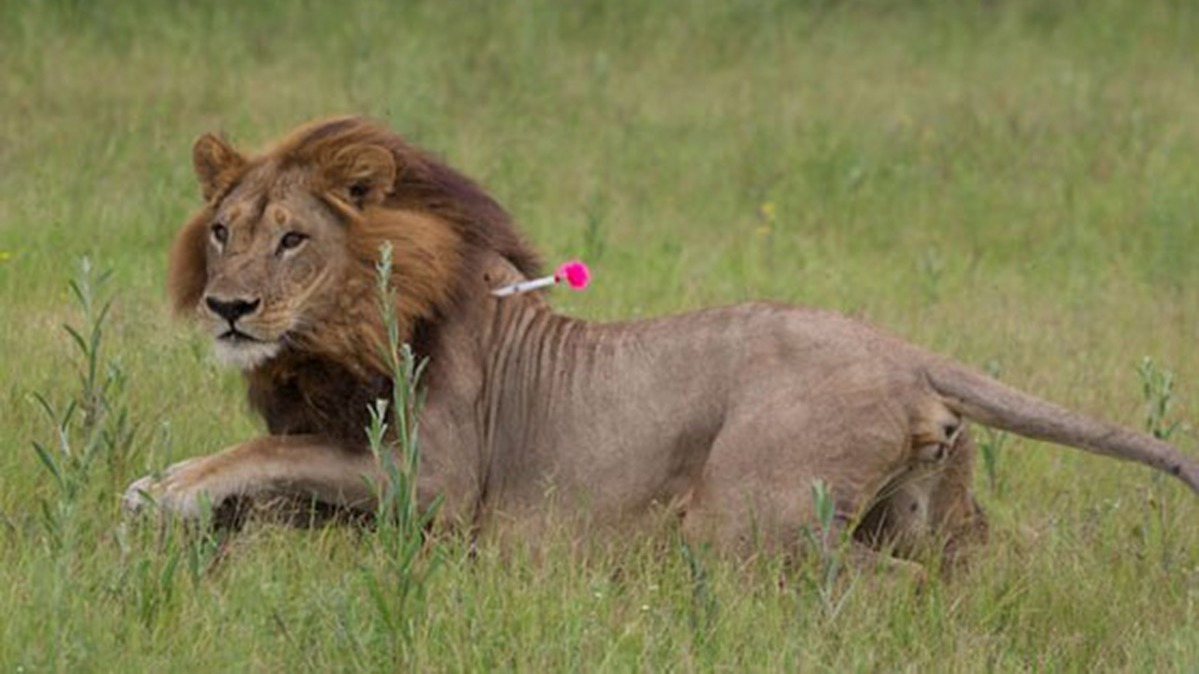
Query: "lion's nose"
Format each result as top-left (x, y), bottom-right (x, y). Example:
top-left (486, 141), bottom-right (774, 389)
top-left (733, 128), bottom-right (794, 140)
top-left (204, 296), bottom-right (261, 324)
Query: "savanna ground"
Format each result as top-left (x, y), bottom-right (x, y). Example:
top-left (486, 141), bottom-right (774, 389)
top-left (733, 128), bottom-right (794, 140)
top-left (2, 0), bottom-right (1198, 670)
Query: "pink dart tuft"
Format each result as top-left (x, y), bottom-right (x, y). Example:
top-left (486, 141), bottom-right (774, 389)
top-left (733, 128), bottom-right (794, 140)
top-left (554, 260), bottom-right (591, 290)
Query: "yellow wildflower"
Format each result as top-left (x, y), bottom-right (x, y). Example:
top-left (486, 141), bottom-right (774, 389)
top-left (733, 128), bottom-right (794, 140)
top-left (758, 201), bottom-right (777, 223)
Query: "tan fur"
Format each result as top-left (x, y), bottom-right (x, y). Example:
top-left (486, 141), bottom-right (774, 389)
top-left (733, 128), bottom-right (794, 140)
top-left (125, 117), bottom-right (1197, 567)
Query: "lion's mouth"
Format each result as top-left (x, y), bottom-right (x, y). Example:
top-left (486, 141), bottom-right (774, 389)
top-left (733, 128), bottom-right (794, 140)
top-left (217, 328), bottom-right (265, 343)
top-left (212, 328), bottom-right (282, 370)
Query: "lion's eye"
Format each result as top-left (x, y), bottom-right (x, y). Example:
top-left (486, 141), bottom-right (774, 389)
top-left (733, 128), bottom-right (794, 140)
top-left (348, 182), bottom-right (370, 203)
top-left (278, 231), bottom-right (308, 254)
top-left (211, 223), bottom-right (228, 246)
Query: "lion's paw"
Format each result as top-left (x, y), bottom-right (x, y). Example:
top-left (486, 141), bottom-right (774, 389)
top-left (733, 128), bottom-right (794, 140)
top-left (121, 458), bottom-right (217, 520)
top-left (121, 473), bottom-right (159, 514)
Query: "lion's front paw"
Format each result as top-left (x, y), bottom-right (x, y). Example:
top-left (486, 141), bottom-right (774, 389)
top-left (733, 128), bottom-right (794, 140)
top-left (121, 473), bottom-right (159, 514)
top-left (122, 458), bottom-right (219, 520)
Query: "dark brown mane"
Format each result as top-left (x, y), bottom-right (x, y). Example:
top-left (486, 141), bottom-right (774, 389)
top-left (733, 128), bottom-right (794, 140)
top-left (283, 117), bottom-right (541, 379)
top-left (274, 116), bottom-right (541, 278)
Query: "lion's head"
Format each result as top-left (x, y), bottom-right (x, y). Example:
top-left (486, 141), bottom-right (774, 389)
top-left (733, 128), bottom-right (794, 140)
top-left (168, 116), bottom-right (539, 375)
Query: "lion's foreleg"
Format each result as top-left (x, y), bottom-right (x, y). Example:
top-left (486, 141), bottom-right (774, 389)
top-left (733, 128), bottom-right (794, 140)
top-left (122, 435), bottom-right (383, 520)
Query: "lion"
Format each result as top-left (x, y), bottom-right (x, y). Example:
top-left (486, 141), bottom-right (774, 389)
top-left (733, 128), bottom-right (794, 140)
top-left (123, 116), bottom-right (1198, 565)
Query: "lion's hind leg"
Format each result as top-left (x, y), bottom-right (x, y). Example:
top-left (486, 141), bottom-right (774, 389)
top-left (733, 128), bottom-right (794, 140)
top-left (855, 424), bottom-right (988, 565)
top-left (927, 427), bottom-right (989, 561)
top-left (678, 408), bottom-right (907, 558)
top-left (680, 397), bottom-right (984, 575)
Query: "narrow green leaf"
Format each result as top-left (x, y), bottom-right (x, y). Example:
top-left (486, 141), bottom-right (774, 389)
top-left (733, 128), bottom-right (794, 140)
top-left (31, 441), bottom-right (65, 490)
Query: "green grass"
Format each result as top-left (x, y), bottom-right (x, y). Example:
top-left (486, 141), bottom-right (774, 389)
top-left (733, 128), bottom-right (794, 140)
top-left (3, 0), bottom-right (1199, 669)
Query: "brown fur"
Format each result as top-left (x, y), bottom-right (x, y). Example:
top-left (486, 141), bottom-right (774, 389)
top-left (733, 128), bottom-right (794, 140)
top-left (126, 117), bottom-right (1197, 569)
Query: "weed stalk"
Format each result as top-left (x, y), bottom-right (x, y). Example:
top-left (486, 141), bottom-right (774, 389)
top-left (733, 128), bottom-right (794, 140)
top-left (1135, 356), bottom-right (1180, 569)
top-left (679, 541), bottom-right (718, 660)
top-left (979, 360), bottom-right (1009, 495)
top-left (801, 478), bottom-right (854, 617)
top-left (361, 242), bottom-right (441, 657)
top-left (30, 257), bottom-right (137, 549)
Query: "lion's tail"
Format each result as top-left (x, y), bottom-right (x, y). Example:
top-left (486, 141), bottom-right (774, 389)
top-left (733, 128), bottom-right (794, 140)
top-left (923, 357), bottom-right (1199, 494)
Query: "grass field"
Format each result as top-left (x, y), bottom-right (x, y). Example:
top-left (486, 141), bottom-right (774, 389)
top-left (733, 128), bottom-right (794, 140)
top-left (2, 0), bottom-right (1199, 670)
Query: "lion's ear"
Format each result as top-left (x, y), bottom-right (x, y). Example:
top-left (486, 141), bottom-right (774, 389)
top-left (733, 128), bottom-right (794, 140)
top-left (321, 144), bottom-right (397, 209)
top-left (193, 134), bottom-right (246, 201)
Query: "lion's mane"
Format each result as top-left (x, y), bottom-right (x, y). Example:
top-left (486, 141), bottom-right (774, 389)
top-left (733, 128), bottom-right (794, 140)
top-left (166, 117), bottom-right (540, 439)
